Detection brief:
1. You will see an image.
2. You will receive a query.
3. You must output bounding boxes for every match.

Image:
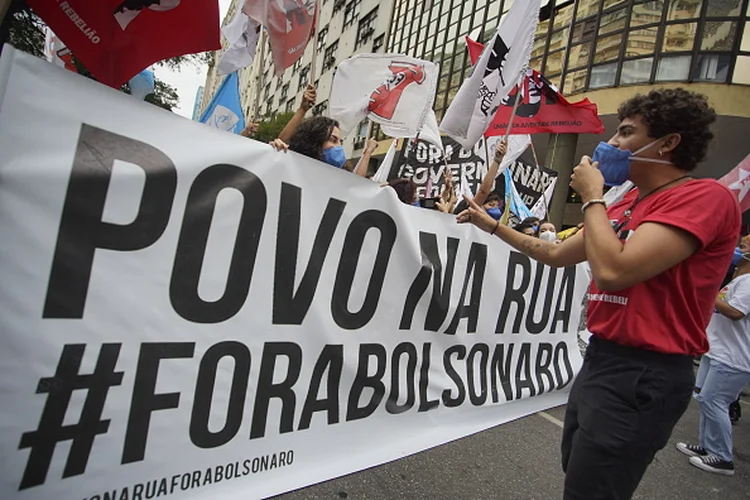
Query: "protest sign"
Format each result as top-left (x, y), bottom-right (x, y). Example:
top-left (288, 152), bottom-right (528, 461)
top-left (0, 47), bottom-right (587, 500)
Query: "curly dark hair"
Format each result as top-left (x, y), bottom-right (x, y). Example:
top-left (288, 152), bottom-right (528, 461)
top-left (288, 116), bottom-right (340, 161)
top-left (484, 192), bottom-right (501, 205)
top-left (617, 88), bottom-right (716, 171)
top-left (516, 217), bottom-right (541, 236)
top-left (388, 178), bottom-right (417, 205)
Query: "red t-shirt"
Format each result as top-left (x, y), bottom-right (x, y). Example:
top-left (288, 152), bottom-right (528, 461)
top-left (586, 179), bottom-right (741, 356)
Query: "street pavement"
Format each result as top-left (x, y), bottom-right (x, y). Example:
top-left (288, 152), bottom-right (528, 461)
top-left (273, 393), bottom-right (750, 499)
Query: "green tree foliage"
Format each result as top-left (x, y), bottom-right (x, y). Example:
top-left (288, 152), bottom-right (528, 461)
top-left (0, 0), bottom-right (207, 112)
top-left (254, 112), bottom-right (295, 143)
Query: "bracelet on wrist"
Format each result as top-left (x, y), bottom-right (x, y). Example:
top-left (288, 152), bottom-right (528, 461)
top-left (491, 220), bottom-right (500, 235)
top-left (581, 199), bottom-right (606, 213)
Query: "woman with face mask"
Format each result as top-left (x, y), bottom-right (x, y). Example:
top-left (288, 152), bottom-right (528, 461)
top-left (270, 116), bottom-right (354, 172)
top-left (538, 221), bottom-right (558, 242)
top-left (470, 138), bottom-right (508, 221)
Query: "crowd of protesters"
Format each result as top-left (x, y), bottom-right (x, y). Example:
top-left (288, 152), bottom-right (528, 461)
top-left (244, 83), bottom-right (747, 497)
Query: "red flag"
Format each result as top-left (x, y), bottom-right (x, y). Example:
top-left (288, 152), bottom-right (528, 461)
top-left (26, 0), bottom-right (220, 88)
top-left (718, 155), bottom-right (750, 213)
top-left (466, 37), bottom-right (604, 136)
top-left (243, 0), bottom-right (317, 77)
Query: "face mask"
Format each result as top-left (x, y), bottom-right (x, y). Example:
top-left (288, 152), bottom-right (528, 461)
top-left (531, 224), bottom-right (539, 232)
top-left (486, 207), bottom-right (502, 220)
top-left (539, 231), bottom-right (557, 242)
top-left (733, 246), bottom-right (750, 265)
top-left (412, 199), bottom-right (421, 207)
top-left (592, 138), bottom-right (673, 186)
top-left (322, 146), bottom-right (347, 169)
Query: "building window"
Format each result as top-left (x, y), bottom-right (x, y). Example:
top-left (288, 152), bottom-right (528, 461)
top-left (589, 62), bottom-right (618, 89)
top-left (286, 99), bottom-right (295, 113)
top-left (662, 22), bottom-right (698, 52)
top-left (299, 65), bottom-right (310, 90)
top-left (693, 54), bottom-right (731, 82)
top-left (324, 41), bottom-right (339, 71)
top-left (292, 60), bottom-right (301, 74)
top-left (317, 27), bottom-right (328, 51)
top-left (631, 1), bottom-right (664, 28)
top-left (594, 32), bottom-right (625, 64)
top-left (707, 0), bottom-right (742, 17)
top-left (356, 8), bottom-right (378, 48)
top-left (621, 57), bottom-right (654, 84)
top-left (598, 7), bottom-right (627, 36)
top-left (733, 56), bottom-right (750, 84)
top-left (667, 0), bottom-right (702, 21)
top-left (373, 35), bottom-right (384, 52)
top-left (280, 83), bottom-right (289, 101)
top-left (701, 21), bottom-right (738, 52)
top-left (563, 68), bottom-right (587, 94)
top-left (343, 0), bottom-right (361, 30)
top-left (333, 0), bottom-right (345, 13)
top-left (655, 54), bottom-right (692, 81)
top-left (312, 100), bottom-right (329, 116)
top-left (576, 0), bottom-right (600, 19)
top-left (625, 26), bottom-right (658, 58)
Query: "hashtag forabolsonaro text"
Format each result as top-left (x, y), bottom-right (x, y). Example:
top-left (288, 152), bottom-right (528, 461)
top-left (18, 344), bottom-right (123, 489)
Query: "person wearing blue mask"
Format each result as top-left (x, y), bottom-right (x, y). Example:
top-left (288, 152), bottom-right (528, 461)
top-left (457, 88), bottom-right (741, 499)
top-left (270, 116), bottom-right (360, 174)
top-left (471, 138), bottom-right (508, 219)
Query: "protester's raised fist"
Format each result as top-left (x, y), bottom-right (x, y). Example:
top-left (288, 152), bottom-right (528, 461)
top-left (494, 138), bottom-right (508, 162)
top-left (301, 85), bottom-right (317, 112)
top-left (570, 155), bottom-right (604, 202)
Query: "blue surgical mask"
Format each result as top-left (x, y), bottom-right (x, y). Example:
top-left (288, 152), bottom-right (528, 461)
top-left (593, 138), bottom-right (673, 186)
top-left (531, 224), bottom-right (539, 232)
top-left (486, 207), bottom-right (502, 220)
top-left (412, 199), bottom-right (421, 207)
top-left (732, 247), bottom-right (750, 266)
top-left (322, 146), bottom-right (347, 169)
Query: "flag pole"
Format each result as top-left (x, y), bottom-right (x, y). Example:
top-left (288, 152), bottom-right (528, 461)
top-left (253, 28), bottom-right (267, 120)
top-left (309, 0), bottom-right (321, 84)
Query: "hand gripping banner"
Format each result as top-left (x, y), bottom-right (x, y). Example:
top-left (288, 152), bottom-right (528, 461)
top-left (0, 47), bottom-right (587, 500)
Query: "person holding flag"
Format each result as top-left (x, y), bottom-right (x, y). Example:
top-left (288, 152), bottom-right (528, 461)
top-left (457, 88), bottom-right (740, 499)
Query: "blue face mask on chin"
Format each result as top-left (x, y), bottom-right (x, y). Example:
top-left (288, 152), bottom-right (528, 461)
top-left (322, 146), bottom-right (347, 169)
top-left (732, 247), bottom-right (748, 266)
top-left (593, 138), bottom-right (673, 186)
top-left (486, 206), bottom-right (502, 220)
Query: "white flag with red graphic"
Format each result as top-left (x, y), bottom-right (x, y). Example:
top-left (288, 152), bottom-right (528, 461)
top-left (243, 0), bottom-right (316, 76)
top-left (719, 154), bottom-right (750, 212)
top-left (330, 54), bottom-right (439, 138)
top-left (439, 0), bottom-right (541, 149)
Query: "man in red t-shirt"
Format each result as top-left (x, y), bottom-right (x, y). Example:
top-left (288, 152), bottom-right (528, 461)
top-left (457, 88), bottom-right (740, 499)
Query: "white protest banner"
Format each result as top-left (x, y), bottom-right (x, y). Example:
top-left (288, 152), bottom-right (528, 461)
top-left (0, 47), bottom-right (587, 500)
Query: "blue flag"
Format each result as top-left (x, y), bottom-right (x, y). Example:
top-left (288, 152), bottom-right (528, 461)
top-left (503, 170), bottom-right (533, 221)
top-left (199, 72), bottom-right (245, 134)
top-left (128, 69), bottom-right (155, 101)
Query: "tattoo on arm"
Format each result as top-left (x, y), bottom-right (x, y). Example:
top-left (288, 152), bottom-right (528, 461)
top-left (519, 238), bottom-right (552, 260)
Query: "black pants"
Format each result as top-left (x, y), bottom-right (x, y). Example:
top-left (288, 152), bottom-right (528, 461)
top-left (561, 337), bottom-right (695, 500)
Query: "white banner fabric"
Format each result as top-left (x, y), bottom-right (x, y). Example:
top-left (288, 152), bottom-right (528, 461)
top-left (0, 48), bottom-right (586, 500)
